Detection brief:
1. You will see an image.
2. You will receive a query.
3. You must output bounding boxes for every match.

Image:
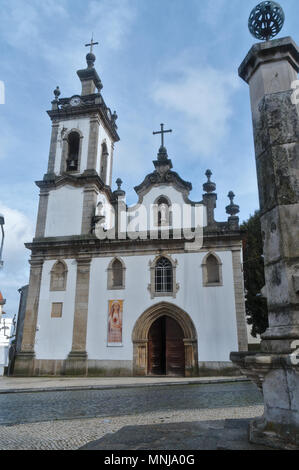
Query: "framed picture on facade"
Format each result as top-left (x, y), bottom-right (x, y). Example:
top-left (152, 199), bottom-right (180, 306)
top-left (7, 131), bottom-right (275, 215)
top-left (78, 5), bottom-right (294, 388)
top-left (107, 300), bottom-right (123, 346)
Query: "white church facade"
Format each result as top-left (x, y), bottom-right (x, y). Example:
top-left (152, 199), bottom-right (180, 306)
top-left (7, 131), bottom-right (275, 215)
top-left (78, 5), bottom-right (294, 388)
top-left (14, 45), bottom-right (248, 377)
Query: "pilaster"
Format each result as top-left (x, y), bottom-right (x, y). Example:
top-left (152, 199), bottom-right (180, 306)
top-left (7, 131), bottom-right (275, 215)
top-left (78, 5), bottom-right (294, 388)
top-left (86, 115), bottom-right (100, 172)
top-left (81, 184), bottom-right (98, 235)
top-left (108, 143), bottom-right (114, 187)
top-left (46, 122), bottom-right (59, 177)
top-left (231, 248), bottom-right (248, 351)
top-left (65, 257), bottom-right (91, 376)
top-left (13, 259), bottom-right (44, 376)
top-left (35, 189), bottom-right (49, 238)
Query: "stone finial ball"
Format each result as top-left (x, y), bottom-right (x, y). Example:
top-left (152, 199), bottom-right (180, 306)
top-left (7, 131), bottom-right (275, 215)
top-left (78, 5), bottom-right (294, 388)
top-left (86, 52), bottom-right (96, 67)
top-left (248, 1), bottom-right (285, 41)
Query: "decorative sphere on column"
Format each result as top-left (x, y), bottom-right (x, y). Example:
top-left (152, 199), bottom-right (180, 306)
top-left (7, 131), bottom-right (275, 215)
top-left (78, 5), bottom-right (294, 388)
top-left (248, 1), bottom-right (285, 41)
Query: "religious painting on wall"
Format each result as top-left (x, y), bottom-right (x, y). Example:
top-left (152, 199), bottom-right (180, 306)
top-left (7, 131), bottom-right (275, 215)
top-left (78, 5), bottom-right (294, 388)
top-left (107, 300), bottom-right (123, 346)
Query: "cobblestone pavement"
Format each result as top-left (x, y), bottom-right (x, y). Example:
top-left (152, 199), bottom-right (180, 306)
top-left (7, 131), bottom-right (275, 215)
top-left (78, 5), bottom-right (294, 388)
top-left (0, 382), bottom-right (263, 425)
top-left (0, 405), bottom-right (264, 450)
top-left (0, 382), bottom-right (264, 450)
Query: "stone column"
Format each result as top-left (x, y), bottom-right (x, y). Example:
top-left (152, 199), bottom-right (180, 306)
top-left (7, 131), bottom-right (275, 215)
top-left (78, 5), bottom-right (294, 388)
top-left (231, 37), bottom-right (299, 449)
top-left (13, 259), bottom-right (44, 376)
top-left (65, 257), bottom-right (91, 376)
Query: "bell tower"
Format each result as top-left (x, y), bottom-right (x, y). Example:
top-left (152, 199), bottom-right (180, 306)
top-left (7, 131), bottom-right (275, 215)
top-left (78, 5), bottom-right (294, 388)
top-left (36, 39), bottom-right (120, 238)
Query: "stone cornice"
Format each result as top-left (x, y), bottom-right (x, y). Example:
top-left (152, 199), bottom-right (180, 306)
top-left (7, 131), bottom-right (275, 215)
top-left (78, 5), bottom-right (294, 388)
top-left (47, 93), bottom-right (120, 143)
top-left (25, 230), bottom-right (243, 256)
top-left (36, 172), bottom-right (114, 202)
top-left (239, 36), bottom-right (299, 84)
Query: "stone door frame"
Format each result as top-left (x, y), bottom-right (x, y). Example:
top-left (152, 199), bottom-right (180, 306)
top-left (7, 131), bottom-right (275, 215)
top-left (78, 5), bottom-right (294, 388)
top-left (132, 302), bottom-right (198, 376)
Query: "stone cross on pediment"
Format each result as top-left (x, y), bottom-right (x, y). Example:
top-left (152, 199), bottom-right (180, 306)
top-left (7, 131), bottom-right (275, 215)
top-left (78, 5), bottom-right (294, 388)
top-left (153, 123), bottom-right (172, 148)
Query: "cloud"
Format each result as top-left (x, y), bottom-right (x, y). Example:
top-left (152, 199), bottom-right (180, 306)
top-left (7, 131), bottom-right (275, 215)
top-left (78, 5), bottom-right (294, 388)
top-left (0, 0), bottom-right (136, 56)
top-left (0, 118), bottom-right (16, 161)
top-left (198, 0), bottom-right (229, 27)
top-left (0, 0), bottom-right (67, 49)
top-left (0, 203), bottom-right (34, 316)
top-left (152, 60), bottom-right (240, 158)
top-left (87, 0), bottom-right (137, 51)
top-left (0, 0), bottom-right (137, 94)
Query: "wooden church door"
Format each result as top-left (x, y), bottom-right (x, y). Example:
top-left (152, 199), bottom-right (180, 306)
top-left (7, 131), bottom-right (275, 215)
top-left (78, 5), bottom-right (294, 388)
top-left (148, 316), bottom-right (185, 376)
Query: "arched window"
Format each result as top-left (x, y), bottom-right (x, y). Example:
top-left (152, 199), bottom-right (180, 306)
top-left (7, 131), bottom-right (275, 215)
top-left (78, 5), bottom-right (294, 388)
top-left (149, 255), bottom-right (179, 298)
top-left (206, 254), bottom-right (220, 283)
top-left (112, 259), bottom-right (123, 287)
top-left (100, 142), bottom-right (109, 183)
top-left (50, 261), bottom-right (68, 291)
top-left (108, 258), bottom-right (125, 290)
top-left (155, 257), bottom-right (173, 293)
top-left (66, 132), bottom-right (80, 171)
top-left (202, 252), bottom-right (223, 287)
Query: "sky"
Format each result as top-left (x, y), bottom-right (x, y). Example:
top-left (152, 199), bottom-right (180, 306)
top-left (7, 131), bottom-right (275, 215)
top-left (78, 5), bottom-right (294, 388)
top-left (0, 0), bottom-right (298, 316)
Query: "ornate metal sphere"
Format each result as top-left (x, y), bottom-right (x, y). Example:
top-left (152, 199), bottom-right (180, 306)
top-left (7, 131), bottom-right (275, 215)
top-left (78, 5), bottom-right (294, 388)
top-left (248, 1), bottom-right (285, 41)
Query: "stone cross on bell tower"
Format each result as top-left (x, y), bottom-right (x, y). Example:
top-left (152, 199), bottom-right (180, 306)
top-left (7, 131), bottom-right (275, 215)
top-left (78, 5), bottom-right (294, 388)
top-left (85, 35), bottom-right (99, 54)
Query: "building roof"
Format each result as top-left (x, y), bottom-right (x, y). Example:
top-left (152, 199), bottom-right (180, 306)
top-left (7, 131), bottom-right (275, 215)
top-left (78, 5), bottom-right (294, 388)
top-left (0, 291), bottom-right (6, 306)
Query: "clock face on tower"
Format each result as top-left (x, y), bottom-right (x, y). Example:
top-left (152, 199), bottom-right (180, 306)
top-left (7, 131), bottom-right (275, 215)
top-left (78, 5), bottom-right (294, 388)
top-left (70, 96), bottom-right (81, 107)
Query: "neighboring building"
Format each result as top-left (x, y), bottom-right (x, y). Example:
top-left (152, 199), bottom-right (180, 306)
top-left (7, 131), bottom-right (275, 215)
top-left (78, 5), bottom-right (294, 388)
top-left (0, 291), bottom-right (5, 322)
top-left (0, 317), bottom-right (13, 376)
top-left (13, 46), bottom-right (247, 377)
top-left (15, 285), bottom-right (29, 355)
top-left (0, 290), bottom-right (11, 375)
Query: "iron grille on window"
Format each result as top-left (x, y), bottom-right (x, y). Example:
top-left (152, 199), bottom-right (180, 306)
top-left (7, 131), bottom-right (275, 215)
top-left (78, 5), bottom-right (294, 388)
top-left (155, 257), bottom-right (173, 293)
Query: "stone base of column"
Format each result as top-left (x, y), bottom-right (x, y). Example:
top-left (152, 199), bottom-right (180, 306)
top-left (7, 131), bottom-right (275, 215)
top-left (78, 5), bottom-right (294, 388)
top-left (13, 352), bottom-right (35, 376)
top-left (64, 351), bottom-right (88, 376)
top-left (250, 415), bottom-right (299, 450)
top-left (231, 351), bottom-right (299, 449)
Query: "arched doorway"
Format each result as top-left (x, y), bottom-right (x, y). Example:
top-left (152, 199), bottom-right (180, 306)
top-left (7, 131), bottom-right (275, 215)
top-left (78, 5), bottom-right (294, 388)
top-left (132, 302), bottom-right (198, 377)
top-left (148, 316), bottom-right (185, 376)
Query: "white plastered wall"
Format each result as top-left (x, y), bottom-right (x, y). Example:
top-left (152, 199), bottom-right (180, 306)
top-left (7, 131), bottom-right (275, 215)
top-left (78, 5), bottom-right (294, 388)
top-left (127, 185), bottom-right (207, 232)
top-left (35, 259), bottom-right (77, 360)
top-left (86, 250), bottom-right (238, 363)
top-left (45, 185), bottom-right (84, 237)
